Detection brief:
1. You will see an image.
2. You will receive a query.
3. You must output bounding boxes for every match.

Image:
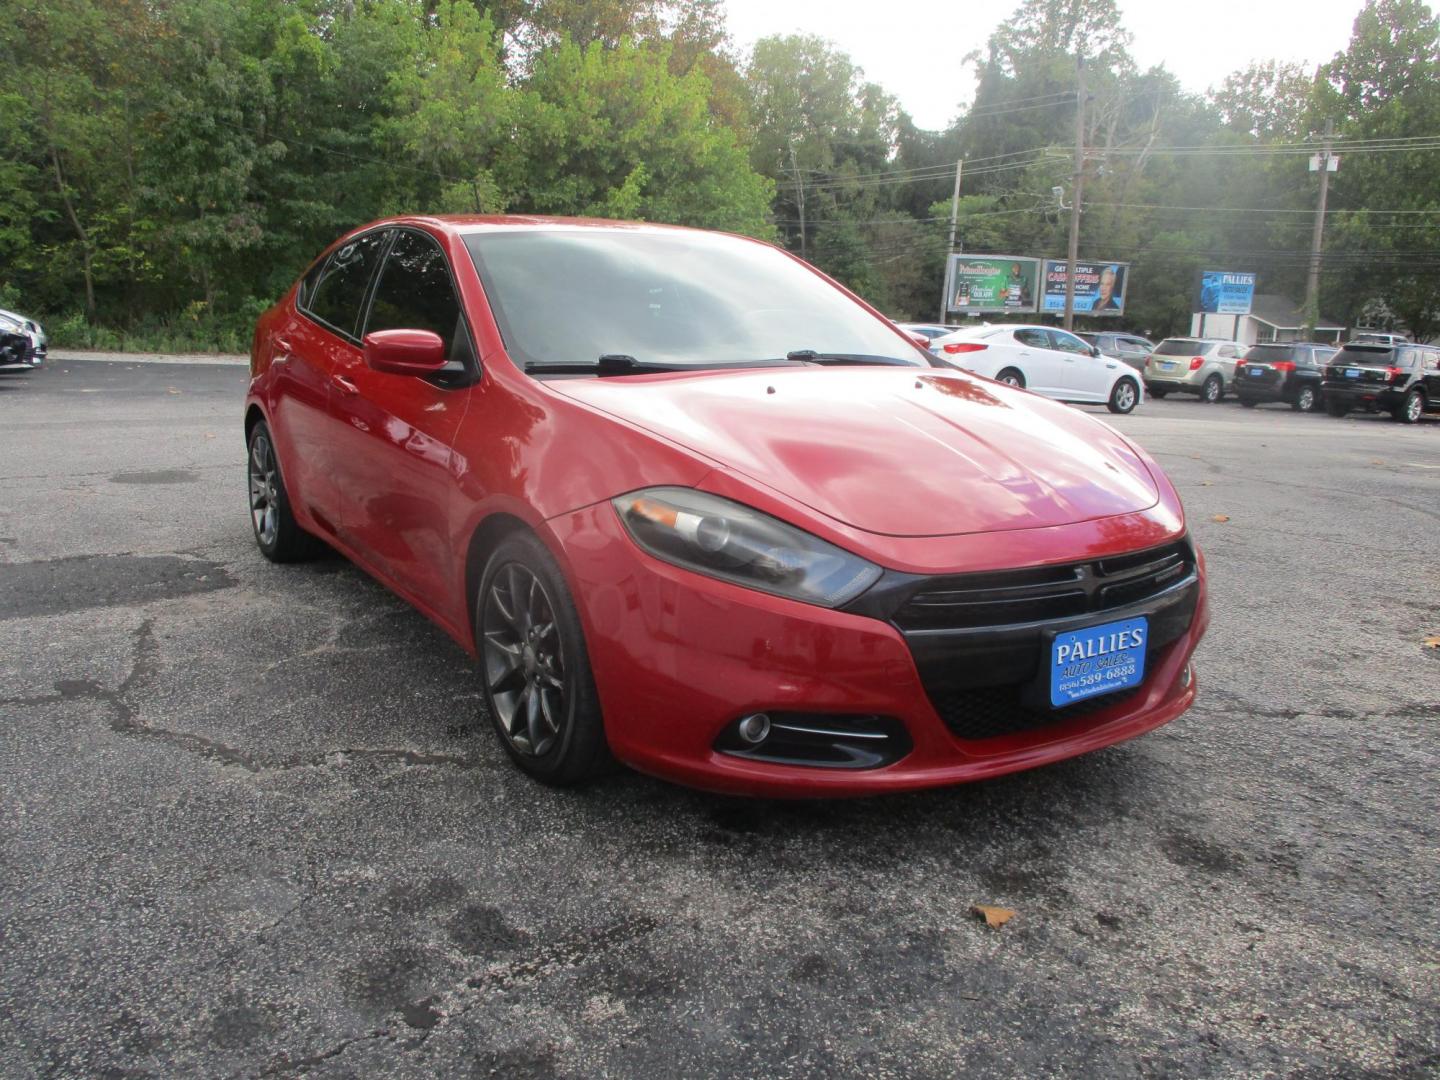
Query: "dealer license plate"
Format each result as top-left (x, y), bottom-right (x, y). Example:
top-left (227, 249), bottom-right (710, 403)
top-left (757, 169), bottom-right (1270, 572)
top-left (1160, 361), bottom-right (1176, 370)
top-left (1249, 366), bottom-right (1264, 376)
top-left (1345, 368), bottom-right (1361, 378)
top-left (1050, 617), bottom-right (1148, 708)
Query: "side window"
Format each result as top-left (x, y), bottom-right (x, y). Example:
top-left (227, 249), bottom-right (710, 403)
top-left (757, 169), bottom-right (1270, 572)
top-left (297, 259), bottom-right (325, 309)
top-left (1218, 344), bottom-right (1237, 359)
top-left (305, 231), bottom-right (389, 339)
top-left (364, 230), bottom-right (470, 365)
top-left (1048, 330), bottom-right (1091, 355)
top-left (1014, 328), bottom-right (1048, 348)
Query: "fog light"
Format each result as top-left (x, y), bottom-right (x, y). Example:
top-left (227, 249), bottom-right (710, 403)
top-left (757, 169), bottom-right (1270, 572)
top-left (736, 713), bottom-right (771, 745)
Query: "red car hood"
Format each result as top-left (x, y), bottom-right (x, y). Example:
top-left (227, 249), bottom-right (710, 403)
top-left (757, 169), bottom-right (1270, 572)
top-left (549, 367), bottom-right (1159, 537)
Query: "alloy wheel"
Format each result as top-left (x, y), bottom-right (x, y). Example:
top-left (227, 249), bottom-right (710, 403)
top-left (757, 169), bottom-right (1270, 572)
top-left (1406, 391), bottom-right (1423, 422)
top-left (248, 432), bottom-right (279, 547)
top-left (1298, 386), bottom-right (1316, 411)
top-left (482, 562), bottom-right (567, 757)
top-left (1203, 376), bottom-right (1222, 402)
top-left (1114, 381), bottom-right (1137, 412)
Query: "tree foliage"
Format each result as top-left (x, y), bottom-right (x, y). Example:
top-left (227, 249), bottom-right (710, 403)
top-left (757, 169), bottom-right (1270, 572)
top-left (3, 0), bottom-right (1438, 346)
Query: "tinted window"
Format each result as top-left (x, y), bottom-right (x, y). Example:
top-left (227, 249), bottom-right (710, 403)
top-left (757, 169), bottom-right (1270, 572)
top-left (1014, 328), bottom-right (1049, 348)
top-left (305, 231), bottom-right (388, 338)
top-left (1245, 344), bottom-right (1297, 363)
top-left (1048, 330), bottom-right (1091, 354)
top-left (365, 230), bottom-right (468, 363)
top-left (1335, 344), bottom-right (1395, 366)
top-left (1155, 339), bottom-right (1206, 356)
top-left (297, 259), bottom-right (325, 309)
top-left (464, 230), bottom-right (924, 372)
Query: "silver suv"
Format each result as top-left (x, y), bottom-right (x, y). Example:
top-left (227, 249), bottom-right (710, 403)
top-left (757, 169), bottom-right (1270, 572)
top-left (1143, 338), bottom-right (1244, 403)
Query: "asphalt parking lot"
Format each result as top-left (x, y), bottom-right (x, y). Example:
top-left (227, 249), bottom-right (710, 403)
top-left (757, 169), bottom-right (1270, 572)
top-left (2, 356), bottom-right (1437, 1079)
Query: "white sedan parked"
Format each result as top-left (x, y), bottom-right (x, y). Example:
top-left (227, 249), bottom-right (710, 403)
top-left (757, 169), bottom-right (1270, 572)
top-left (931, 323), bottom-right (1143, 414)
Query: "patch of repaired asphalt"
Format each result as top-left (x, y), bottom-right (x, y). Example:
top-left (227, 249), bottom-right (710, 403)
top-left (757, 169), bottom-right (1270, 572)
top-left (0, 553), bottom-right (235, 619)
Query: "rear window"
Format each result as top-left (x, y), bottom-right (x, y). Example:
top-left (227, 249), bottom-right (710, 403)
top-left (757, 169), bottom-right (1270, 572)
top-left (1155, 339), bottom-right (1207, 356)
top-left (1334, 345), bottom-right (1395, 366)
top-left (1244, 345), bottom-right (1298, 363)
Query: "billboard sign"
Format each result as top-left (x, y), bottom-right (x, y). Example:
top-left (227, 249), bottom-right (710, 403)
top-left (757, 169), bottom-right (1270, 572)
top-left (1196, 270), bottom-right (1257, 315)
top-left (1040, 260), bottom-right (1129, 315)
top-left (944, 255), bottom-right (1040, 314)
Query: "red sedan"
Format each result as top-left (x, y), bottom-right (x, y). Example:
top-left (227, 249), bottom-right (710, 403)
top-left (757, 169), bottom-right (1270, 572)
top-left (245, 216), bottom-right (1208, 797)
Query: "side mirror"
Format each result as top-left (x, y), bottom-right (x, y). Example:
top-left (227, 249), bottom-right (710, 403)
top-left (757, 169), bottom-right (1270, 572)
top-left (362, 328), bottom-right (448, 376)
top-left (908, 332), bottom-right (931, 349)
top-left (1090, 344), bottom-right (1102, 358)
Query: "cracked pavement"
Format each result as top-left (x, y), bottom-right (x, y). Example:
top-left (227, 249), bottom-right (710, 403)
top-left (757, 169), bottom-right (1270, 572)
top-left (1, 358), bottom-right (1437, 1078)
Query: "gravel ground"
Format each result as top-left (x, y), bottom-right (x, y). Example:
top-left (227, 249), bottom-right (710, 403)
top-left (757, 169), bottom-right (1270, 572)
top-left (1, 358), bottom-right (1437, 1079)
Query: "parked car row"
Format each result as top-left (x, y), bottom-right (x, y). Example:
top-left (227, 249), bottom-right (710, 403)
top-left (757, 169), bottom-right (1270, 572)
top-left (0, 307), bottom-right (46, 371)
top-left (902, 322), bottom-right (1438, 425)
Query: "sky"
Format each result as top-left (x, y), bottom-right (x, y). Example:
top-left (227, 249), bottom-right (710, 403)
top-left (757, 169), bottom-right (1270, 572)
top-left (723, 0), bottom-right (1384, 131)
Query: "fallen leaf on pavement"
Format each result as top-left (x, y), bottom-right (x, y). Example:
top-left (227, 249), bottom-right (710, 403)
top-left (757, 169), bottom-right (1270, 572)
top-left (1212, 514), bottom-right (1230, 523)
top-left (166, 387), bottom-right (181, 395)
top-left (1424, 635), bottom-right (1440, 649)
top-left (1199, 480), bottom-right (1213, 486)
top-left (970, 904), bottom-right (1015, 929)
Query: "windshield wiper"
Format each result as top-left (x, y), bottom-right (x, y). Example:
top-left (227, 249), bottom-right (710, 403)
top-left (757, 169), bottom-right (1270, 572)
top-left (524, 354), bottom-right (689, 376)
top-left (526, 354), bottom-right (812, 377)
top-left (785, 350), bottom-right (919, 367)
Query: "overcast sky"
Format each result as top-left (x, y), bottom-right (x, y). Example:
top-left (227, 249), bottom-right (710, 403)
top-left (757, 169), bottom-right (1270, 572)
top-left (724, 0), bottom-right (1388, 131)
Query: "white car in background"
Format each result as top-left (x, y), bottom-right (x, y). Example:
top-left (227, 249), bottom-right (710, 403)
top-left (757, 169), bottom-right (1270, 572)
top-left (930, 323), bottom-right (1143, 414)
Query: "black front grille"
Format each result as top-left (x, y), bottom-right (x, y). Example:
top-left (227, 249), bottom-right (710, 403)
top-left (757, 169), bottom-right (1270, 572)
top-left (929, 672), bottom-right (1146, 742)
top-left (893, 540), bottom-right (1192, 631)
top-left (851, 538), bottom-right (1200, 744)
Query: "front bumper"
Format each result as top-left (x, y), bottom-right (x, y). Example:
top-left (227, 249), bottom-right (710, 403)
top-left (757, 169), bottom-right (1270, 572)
top-left (548, 504), bottom-right (1208, 797)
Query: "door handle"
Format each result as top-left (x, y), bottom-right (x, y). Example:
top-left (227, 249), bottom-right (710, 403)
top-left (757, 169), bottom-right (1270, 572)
top-left (275, 336), bottom-right (293, 354)
top-left (331, 374), bottom-right (360, 396)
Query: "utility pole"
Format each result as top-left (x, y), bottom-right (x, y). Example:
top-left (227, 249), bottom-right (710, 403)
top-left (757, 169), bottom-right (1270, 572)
top-left (938, 159), bottom-right (963, 323)
top-left (1304, 119), bottom-right (1337, 338)
top-left (789, 144), bottom-right (807, 262)
top-left (1063, 56), bottom-right (1085, 332)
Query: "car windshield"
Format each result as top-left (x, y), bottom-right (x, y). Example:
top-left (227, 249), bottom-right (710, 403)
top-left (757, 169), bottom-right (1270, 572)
top-left (463, 229), bottom-right (925, 373)
top-left (1155, 339), bottom-right (1207, 355)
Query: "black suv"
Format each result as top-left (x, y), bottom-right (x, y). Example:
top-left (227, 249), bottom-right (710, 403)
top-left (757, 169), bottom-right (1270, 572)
top-left (1321, 342), bottom-right (1440, 423)
top-left (1235, 342), bottom-right (1337, 412)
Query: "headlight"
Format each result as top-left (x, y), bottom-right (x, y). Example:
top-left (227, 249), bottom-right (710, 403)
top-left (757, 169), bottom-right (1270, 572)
top-left (612, 487), bottom-right (882, 608)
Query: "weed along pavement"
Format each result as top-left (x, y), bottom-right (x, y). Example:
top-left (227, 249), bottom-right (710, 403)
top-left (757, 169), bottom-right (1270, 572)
top-left (1, 357), bottom-right (1437, 1077)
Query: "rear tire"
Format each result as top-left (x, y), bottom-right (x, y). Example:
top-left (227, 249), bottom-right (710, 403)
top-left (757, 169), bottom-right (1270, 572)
top-left (1326, 400), bottom-right (1350, 418)
top-left (476, 531), bottom-right (612, 786)
top-left (1201, 374), bottom-right (1224, 403)
top-left (1294, 385), bottom-right (1320, 413)
top-left (1393, 388), bottom-right (1425, 424)
top-left (1240, 397), bottom-right (1258, 408)
top-left (247, 421), bottom-right (325, 563)
top-left (1148, 386), bottom-right (1169, 399)
top-left (995, 368), bottom-right (1025, 388)
top-left (1107, 377), bottom-right (1139, 414)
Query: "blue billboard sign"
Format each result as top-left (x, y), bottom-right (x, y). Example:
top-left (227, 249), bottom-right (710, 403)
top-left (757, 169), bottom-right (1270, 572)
top-left (1040, 260), bottom-right (1129, 315)
top-left (1197, 271), bottom-right (1256, 315)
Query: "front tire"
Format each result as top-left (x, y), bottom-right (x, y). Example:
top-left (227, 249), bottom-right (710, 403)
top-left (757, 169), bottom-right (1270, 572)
top-left (1393, 388), bottom-right (1425, 424)
top-left (247, 421), bottom-right (324, 563)
top-left (995, 367), bottom-right (1025, 388)
top-left (476, 532), bottom-right (610, 786)
top-left (1201, 374), bottom-right (1224, 403)
top-left (1107, 377), bottom-right (1139, 414)
top-left (1326, 400), bottom-right (1350, 418)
